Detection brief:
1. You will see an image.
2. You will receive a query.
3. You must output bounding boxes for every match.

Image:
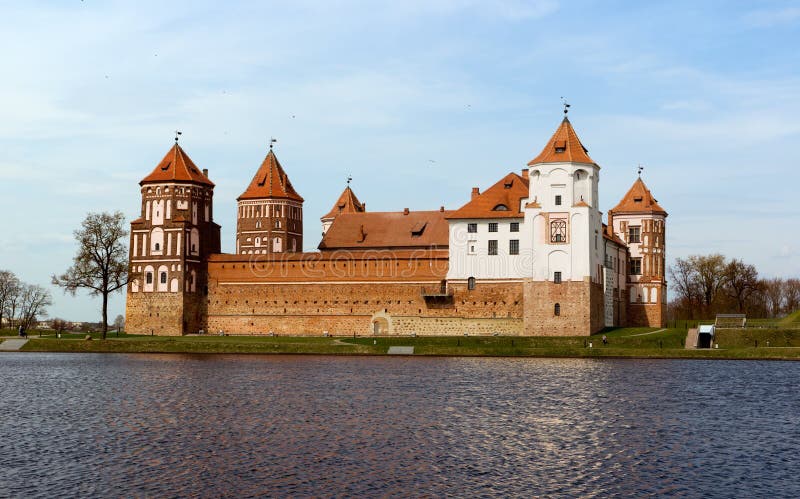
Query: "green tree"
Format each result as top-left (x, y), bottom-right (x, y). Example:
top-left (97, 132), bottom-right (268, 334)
top-left (52, 211), bottom-right (129, 339)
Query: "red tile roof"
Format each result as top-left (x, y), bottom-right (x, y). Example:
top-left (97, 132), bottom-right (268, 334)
top-left (528, 117), bottom-right (596, 166)
top-left (319, 210), bottom-right (450, 250)
top-left (322, 186), bottom-right (365, 220)
top-left (610, 177), bottom-right (667, 215)
top-left (140, 143), bottom-right (214, 186)
top-left (447, 172), bottom-right (528, 220)
top-left (238, 149), bottom-right (304, 202)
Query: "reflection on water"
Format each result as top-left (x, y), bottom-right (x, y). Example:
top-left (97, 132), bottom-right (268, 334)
top-left (1, 354), bottom-right (798, 497)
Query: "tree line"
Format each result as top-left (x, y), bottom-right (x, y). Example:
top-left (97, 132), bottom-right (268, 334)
top-left (0, 270), bottom-right (52, 330)
top-left (668, 254), bottom-right (799, 319)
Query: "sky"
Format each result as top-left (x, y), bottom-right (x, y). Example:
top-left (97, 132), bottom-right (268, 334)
top-left (1, 0), bottom-right (798, 322)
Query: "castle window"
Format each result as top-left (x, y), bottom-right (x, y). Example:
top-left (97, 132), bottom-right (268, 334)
top-left (554, 303), bottom-right (561, 316)
top-left (510, 222), bottom-right (519, 233)
top-left (146, 272), bottom-right (153, 284)
top-left (468, 241), bottom-right (477, 255)
top-left (629, 226), bottom-right (641, 243)
top-left (488, 240), bottom-right (498, 255)
top-left (509, 239), bottom-right (519, 255)
top-left (275, 220), bottom-right (282, 229)
top-left (154, 243), bottom-right (160, 251)
top-left (467, 277), bottom-right (476, 290)
top-left (554, 271), bottom-right (562, 284)
top-left (630, 258), bottom-right (642, 275)
top-left (550, 220), bottom-right (567, 243)
top-left (555, 195), bottom-right (562, 206)
top-left (467, 223), bottom-right (477, 233)
top-left (160, 272), bottom-right (167, 284)
top-left (488, 223), bottom-right (498, 233)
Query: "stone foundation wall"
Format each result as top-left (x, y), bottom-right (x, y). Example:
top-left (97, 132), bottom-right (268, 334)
top-left (522, 279), bottom-right (604, 336)
top-left (125, 292), bottom-right (186, 336)
top-left (628, 302), bottom-right (666, 328)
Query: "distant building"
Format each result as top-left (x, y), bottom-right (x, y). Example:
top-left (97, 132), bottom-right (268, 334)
top-left (126, 116), bottom-right (666, 336)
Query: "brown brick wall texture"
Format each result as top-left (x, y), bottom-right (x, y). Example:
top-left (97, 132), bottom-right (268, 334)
top-left (628, 301), bottom-right (666, 328)
top-left (523, 279), bottom-right (605, 336)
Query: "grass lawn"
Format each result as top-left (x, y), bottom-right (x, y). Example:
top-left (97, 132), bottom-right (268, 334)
top-left (5, 327), bottom-right (796, 359)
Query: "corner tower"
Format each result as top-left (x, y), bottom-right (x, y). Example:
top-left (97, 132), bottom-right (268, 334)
top-left (237, 147), bottom-right (304, 254)
top-left (609, 176), bottom-right (667, 327)
top-left (320, 184), bottom-right (365, 236)
top-left (523, 116), bottom-right (605, 335)
top-left (126, 141), bottom-right (221, 335)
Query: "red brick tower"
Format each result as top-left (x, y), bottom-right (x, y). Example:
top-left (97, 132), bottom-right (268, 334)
top-left (236, 146), bottom-right (304, 254)
top-left (126, 141), bottom-right (220, 335)
top-left (609, 176), bottom-right (668, 327)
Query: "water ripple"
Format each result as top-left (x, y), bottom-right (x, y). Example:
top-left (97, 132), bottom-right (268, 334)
top-left (0, 354), bottom-right (798, 497)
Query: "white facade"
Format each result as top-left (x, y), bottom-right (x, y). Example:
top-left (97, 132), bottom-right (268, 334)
top-left (447, 217), bottom-right (532, 280)
top-left (525, 161), bottom-right (603, 283)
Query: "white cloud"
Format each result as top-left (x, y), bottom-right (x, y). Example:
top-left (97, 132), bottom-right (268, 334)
top-left (744, 7), bottom-right (800, 27)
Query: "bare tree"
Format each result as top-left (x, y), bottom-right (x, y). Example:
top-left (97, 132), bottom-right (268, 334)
top-left (762, 278), bottom-right (785, 318)
top-left (51, 318), bottom-right (69, 335)
top-left (691, 254), bottom-right (727, 316)
top-left (17, 284), bottom-right (53, 331)
top-left (114, 314), bottom-right (125, 333)
top-left (669, 257), bottom-right (701, 319)
top-left (0, 270), bottom-right (21, 329)
top-left (785, 278), bottom-right (800, 314)
top-left (723, 259), bottom-right (761, 313)
top-left (52, 211), bottom-right (128, 339)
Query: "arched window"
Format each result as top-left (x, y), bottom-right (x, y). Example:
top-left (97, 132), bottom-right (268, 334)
top-left (146, 272), bottom-right (153, 284)
top-left (467, 277), bottom-right (476, 291)
top-left (554, 303), bottom-right (561, 316)
top-left (160, 272), bottom-right (167, 284)
top-left (492, 204), bottom-right (509, 211)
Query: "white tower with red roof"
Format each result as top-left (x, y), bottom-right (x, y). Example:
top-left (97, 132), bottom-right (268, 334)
top-left (523, 116), bottom-right (606, 335)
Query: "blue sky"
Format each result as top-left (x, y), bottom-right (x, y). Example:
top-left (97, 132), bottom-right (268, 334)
top-left (1, 0), bottom-right (798, 322)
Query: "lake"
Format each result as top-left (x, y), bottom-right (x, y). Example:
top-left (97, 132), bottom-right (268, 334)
top-left (0, 353), bottom-right (798, 497)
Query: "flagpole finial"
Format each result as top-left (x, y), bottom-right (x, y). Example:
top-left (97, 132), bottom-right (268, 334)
top-left (270, 137), bottom-right (277, 150)
top-left (175, 130), bottom-right (182, 142)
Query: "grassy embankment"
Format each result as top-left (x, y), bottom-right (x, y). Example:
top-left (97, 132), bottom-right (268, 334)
top-left (4, 324), bottom-right (799, 359)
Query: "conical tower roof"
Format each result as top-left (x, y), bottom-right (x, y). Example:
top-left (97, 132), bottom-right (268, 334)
top-left (611, 177), bottom-right (667, 215)
top-left (528, 117), bottom-right (596, 166)
top-left (140, 143), bottom-right (214, 186)
top-left (238, 149), bottom-right (304, 202)
top-left (322, 186), bottom-right (365, 220)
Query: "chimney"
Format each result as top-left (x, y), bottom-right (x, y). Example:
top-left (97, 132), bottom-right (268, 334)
top-left (521, 168), bottom-right (529, 180)
top-left (439, 206), bottom-right (445, 212)
top-left (471, 187), bottom-right (480, 200)
top-left (403, 208), bottom-right (410, 215)
top-left (202, 168), bottom-right (209, 178)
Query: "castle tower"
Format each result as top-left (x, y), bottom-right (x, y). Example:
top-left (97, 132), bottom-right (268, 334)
top-left (523, 116), bottom-right (606, 335)
top-left (126, 142), bottom-right (221, 335)
top-left (321, 184), bottom-right (365, 236)
top-left (609, 176), bottom-right (667, 327)
top-left (236, 148), bottom-right (304, 254)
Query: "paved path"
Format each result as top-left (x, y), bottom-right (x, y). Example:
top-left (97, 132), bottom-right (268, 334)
top-left (684, 328), bottom-right (699, 349)
top-left (0, 338), bottom-right (28, 351)
top-left (627, 328), bottom-right (667, 337)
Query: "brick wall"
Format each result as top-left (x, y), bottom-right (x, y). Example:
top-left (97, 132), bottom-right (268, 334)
top-left (523, 279), bottom-right (605, 336)
top-left (628, 301), bottom-right (666, 328)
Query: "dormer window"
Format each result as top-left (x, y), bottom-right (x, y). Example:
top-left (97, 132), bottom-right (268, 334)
top-left (411, 222), bottom-right (427, 237)
top-left (503, 180), bottom-right (514, 189)
top-left (493, 204), bottom-right (509, 211)
top-left (554, 140), bottom-right (567, 153)
top-left (634, 196), bottom-right (643, 203)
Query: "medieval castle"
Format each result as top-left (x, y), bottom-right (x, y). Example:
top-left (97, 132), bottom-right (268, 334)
top-left (126, 115), bottom-right (667, 336)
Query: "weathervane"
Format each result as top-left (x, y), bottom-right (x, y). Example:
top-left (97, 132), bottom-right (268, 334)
top-left (347, 175), bottom-right (353, 185)
top-left (560, 96), bottom-right (570, 116)
top-left (270, 137), bottom-right (277, 150)
top-left (638, 164), bottom-right (644, 177)
top-left (174, 130), bottom-right (182, 142)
